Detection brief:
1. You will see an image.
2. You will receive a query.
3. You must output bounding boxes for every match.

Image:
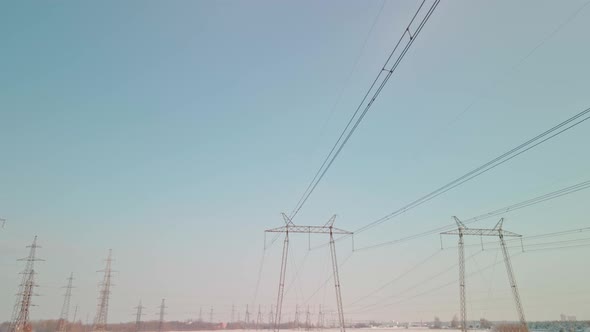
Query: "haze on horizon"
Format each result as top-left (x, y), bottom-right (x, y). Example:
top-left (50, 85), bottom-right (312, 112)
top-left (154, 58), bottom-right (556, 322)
top-left (1, 0), bottom-right (589, 326)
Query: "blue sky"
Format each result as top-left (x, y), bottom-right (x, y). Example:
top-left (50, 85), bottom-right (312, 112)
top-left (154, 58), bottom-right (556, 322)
top-left (1, 0), bottom-right (590, 324)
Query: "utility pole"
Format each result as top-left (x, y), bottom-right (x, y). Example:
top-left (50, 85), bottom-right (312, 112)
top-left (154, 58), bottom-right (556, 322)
top-left (158, 299), bottom-right (166, 332)
top-left (134, 300), bottom-right (145, 332)
top-left (9, 236), bottom-right (43, 332)
top-left (57, 273), bottom-right (75, 332)
top-left (92, 249), bottom-right (113, 332)
top-left (265, 214), bottom-right (352, 332)
top-left (441, 217), bottom-right (528, 332)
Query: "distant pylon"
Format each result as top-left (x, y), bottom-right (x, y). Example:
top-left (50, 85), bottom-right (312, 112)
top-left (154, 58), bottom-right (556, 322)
top-left (245, 305), bottom-right (250, 327)
top-left (231, 304), bottom-right (235, 323)
top-left (316, 305), bottom-right (323, 330)
top-left (295, 305), bottom-right (300, 329)
top-left (92, 249), bottom-right (113, 332)
top-left (72, 305), bottom-right (78, 324)
top-left (268, 305), bottom-right (274, 327)
top-left (209, 307), bottom-right (214, 324)
top-left (9, 236), bottom-right (43, 332)
top-left (57, 273), bottom-right (75, 332)
top-left (198, 307), bottom-right (202, 322)
top-left (305, 305), bottom-right (311, 331)
top-left (256, 305), bottom-right (263, 330)
top-left (134, 300), bottom-right (145, 332)
top-left (158, 299), bottom-right (167, 332)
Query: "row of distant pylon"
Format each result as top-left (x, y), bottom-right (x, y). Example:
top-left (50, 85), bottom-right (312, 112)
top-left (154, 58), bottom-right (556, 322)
top-left (133, 303), bottom-right (331, 332)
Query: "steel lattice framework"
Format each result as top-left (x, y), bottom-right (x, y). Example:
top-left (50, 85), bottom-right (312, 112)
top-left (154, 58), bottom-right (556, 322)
top-left (9, 236), bottom-right (43, 332)
top-left (134, 300), bottom-right (145, 332)
top-left (93, 250), bottom-right (113, 332)
top-left (266, 214), bottom-right (352, 332)
top-left (441, 217), bottom-right (528, 332)
top-left (158, 299), bottom-right (167, 332)
top-left (57, 273), bottom-right (75, 332)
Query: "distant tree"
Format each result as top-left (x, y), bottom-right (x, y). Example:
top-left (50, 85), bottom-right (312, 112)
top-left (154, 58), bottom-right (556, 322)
top-left (480, 318), bottom-right (493, 329)
top-left (493, 323), bottom-right (528, 332)
top-left (433, 317), bottom-right (442, 329)
top-left (451, 315), bottom-right (459, 329)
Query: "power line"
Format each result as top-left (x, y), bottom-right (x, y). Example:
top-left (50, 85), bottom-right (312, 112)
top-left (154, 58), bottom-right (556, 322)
top-left (347, 250), bottom-right (443, 306)
top-left (348, 250), bottom-right (484, 314)
top-left (353, 107), bottom-right (590, 236)
top-left (348, 233), bottom-right (590, 314)
top-left (353, 178), bottom-right (590, 251)
top-left (289, 0), bottom-right (441, 220)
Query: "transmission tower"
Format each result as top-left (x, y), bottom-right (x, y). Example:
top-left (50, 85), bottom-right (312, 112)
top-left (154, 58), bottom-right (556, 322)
top-left (158, 299), bottom-right (167, 332)
top-left (231, 304), bottom-right (236, 324)
top-left (134, 300), bottom-right (145, 332)
top-left (316, 305), bottom-right (323, 330)
top-left (209, 307), bottom-right (214, 324)
top-left (72, 305), bottom-right (78, 325)
top-left (295, 305), bottom-right (300, 329)
top-left (57, 273), bottom-right (75, 332)
top-left (198, 307), bottom-right (202, 322)
top-left (245, 305), bottom-right (250, 326)
top-left (441, 217), bottom-right (528, 332)
top-left (9, 236), bottom-right (43, 332)
top-left (305, 305), bottom-right (311, 331)
top-left (265, 214), bottom-right (352, 332)
top-left (92, 249), bottom-right (113, 332)
top-left (256, 305), bottom-right (263, 330)
top-left (268, 305), bottom-right (274, 328)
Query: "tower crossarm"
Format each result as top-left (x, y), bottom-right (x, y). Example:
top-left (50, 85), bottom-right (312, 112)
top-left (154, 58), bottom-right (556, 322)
top-left (265, 225), bottom-right (352, 235)
top-left (441, 228), bottom-right (521, 237)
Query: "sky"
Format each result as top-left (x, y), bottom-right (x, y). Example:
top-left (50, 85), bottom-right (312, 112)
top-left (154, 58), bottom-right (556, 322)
top-left (1, 0), bottom-right (590, 325)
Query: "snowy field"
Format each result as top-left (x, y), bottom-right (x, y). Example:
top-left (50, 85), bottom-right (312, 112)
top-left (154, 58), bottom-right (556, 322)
top-left (165, 329), bottom-right (466, 332)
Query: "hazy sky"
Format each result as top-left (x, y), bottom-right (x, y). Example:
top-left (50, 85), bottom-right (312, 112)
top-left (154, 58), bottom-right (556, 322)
top-left (1, 0), bottom-right (590, 325)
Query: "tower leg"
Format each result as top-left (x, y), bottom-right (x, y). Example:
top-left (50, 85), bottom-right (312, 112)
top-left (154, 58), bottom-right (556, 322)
top-left (458, 231), bottom-right (467, 332)
top-left (274, 232), bottom-right (289, 332)
top-left (329, 228), bottom-right (346, 332)
top-left (499, 233), bottom-right (528, 332)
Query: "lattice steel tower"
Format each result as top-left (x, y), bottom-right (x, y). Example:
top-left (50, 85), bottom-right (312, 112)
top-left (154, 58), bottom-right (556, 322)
top-left (92, 249), bottom-right (113, 332)
top-left (316, 305), bottom-right (324, 330)
top-left (134, 300), bottom-right (145, 332)
top-left (441, 217), bottom-right (528, 332)
top-left (268, 305), bottom-right (274, 327)
top-left (57, 273), bottom-right (75, 332)
top-left (266, 214), bottom-right (352, 332)
top-left (256, 305), bottom-right (263, 330)
top-left (158, 299), bottom-right (167, 332)
top-left (245, 305), bottom-right (250, 326)
top-left (9, 236), bottom-right (42, 332)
